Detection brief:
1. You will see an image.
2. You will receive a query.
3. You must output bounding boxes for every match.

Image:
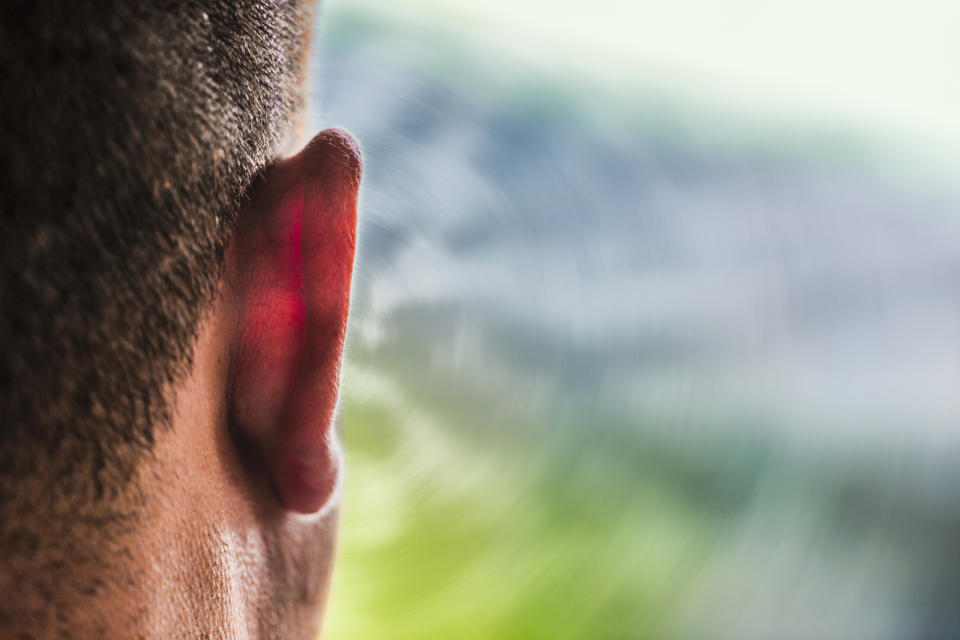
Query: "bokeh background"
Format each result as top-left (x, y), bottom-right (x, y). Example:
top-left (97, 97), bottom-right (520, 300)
top-left (308, 2), bottom-right (960, 638)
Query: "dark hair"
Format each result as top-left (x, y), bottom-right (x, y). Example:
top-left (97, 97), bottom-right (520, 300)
top-left (0, 1), bottom-right (306, 512)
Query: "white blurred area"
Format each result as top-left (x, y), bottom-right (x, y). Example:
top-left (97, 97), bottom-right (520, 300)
top-left (314, 2), bottom-right (960, 638)
top-left (348, 0), bottom-right (960, 167)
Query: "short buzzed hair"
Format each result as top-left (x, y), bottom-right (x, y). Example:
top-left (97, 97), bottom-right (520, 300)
top-left (0, 0), bottom-right (307, 518)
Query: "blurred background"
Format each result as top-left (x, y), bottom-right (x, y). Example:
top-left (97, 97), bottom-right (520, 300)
top-left (308, 1), bottom-right (960, 638)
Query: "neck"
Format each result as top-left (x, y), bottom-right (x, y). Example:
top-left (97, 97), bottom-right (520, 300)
top-left (0, 311), bottom-right (249, 639)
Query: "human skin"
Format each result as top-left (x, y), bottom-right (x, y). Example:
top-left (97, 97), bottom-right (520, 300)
top-left (0, 3), bottom-right (363, 637)
top-left (66, 130), bottom-right (363, 639)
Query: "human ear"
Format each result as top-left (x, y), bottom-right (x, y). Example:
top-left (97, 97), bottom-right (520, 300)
top-left (226, 129), bottom-right (361, 515)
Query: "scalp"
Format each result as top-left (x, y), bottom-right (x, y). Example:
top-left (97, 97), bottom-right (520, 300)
top-left (0, 0), bottom-right (309, 554)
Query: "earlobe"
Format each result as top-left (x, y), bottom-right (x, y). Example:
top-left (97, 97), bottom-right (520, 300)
top-left (227, 129), bottom-right (361, 515)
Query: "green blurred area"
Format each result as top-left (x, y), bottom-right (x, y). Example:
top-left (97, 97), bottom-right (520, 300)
top-left (323, 367), bottom-right (710, 640)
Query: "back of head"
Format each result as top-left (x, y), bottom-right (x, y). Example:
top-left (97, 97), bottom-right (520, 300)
top-left (0, 0), bottom-right (305, 574)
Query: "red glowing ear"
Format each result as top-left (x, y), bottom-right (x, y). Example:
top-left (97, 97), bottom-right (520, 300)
top-left (228, 129), bottom-right (361, 514)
